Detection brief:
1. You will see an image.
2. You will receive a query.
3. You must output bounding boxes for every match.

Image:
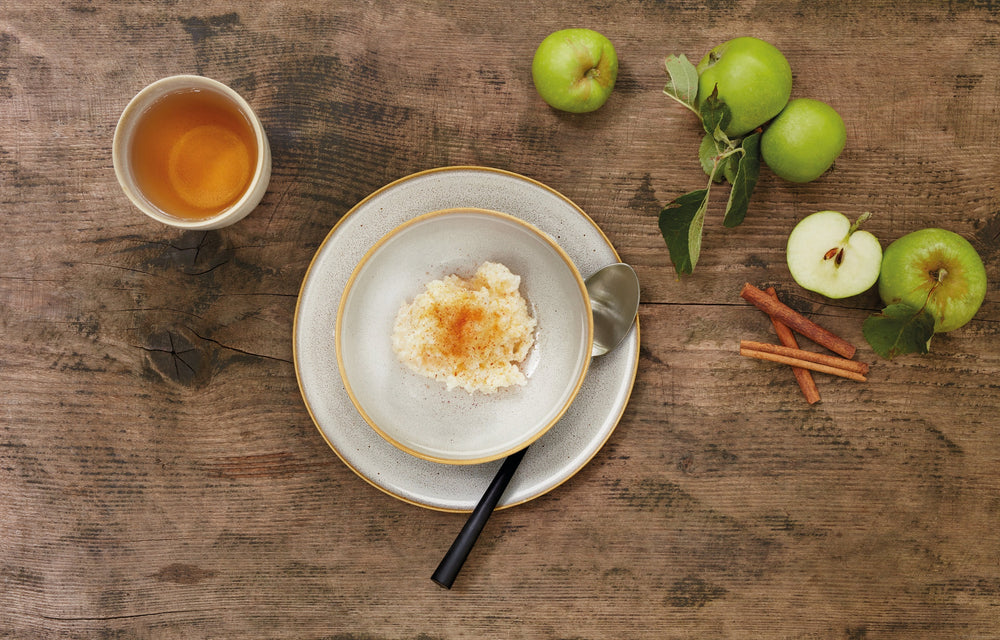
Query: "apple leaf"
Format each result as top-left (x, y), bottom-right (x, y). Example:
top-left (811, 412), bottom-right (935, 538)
top-left (723, 154), bottom-right (739, 184)
top-left (699, 88), bottom-right (732, 144)
top-left (658, 188), bottom-right (710, 275)
top-left (699, 133), bottom-right (727, 182)
top-left (862, 303), bottom-right (936, 359)
top-left (663, 54), bottom-right (699, 112)
top-left (723, 132), bottom-right (761, 228)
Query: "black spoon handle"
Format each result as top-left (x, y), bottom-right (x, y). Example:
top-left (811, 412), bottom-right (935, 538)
top-left (431, 447), bottom-right (529, 589)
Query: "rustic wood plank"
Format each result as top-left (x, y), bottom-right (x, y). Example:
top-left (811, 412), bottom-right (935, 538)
top-left (2, 1), bottom-right (998, 638)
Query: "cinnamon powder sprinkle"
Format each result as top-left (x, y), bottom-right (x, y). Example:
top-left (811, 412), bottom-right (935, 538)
top-left (391, 262), bottom-right (536, 394)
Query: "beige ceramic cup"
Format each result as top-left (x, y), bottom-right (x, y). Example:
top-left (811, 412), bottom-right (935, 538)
top-left (112, 75), bottom-right (271, 230)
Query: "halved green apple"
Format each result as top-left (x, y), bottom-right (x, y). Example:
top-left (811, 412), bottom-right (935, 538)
top-left (786, 210), bottom-right (882, 299)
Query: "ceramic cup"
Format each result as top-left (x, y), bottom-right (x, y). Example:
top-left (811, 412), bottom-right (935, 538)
top-left (112, 75), bottom-right (271, 230)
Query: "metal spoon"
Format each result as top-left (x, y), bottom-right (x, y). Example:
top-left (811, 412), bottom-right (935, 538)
top-left (431, 262), bottom-right (640, 589)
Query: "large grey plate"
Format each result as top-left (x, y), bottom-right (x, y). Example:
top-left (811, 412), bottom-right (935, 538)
top-left (293, 166), bottom-right (639, 512)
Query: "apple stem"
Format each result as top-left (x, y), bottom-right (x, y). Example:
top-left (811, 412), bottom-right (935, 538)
top-left (930, 267), bottom-right (948, 282)
top-left (824, 212), bottom-right (874, 269)
top-left (844, 211), bottom-right (872, 241)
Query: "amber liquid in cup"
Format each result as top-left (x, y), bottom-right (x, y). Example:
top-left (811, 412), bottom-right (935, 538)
top-left (129, 89), bottom-right (258, 221)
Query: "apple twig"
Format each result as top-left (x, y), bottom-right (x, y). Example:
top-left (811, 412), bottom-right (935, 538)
top-left (659, 57), bottom-right (761, 275)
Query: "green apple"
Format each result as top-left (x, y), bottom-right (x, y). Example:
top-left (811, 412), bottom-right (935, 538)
top-left (531, 28), bottom-right (618, 113)
top-left (762, 98), bottom-right (846, 183)
top-left (786, 211), bottom-right (882, 298)
top-left (878, 228), bottom-right (987, 333)
top-left (696, 36), bottom-right (792, 137)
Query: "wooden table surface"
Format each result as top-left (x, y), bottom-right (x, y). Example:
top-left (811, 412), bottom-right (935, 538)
top-left (2, 1), bottom-right (998, 638)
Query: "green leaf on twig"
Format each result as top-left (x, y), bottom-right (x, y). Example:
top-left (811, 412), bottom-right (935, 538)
top-left (699, 87), bottom-right (731, 143)
top-left (658, 189), bottom-right (711, 276)
top-left (699, 133), bottom-right (726, 182)
top-left (723, 132), bottom-right (761, 228)
top-left (663, 54), bottom-right (699, 114)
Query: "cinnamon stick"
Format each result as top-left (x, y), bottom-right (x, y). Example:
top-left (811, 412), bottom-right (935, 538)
top-left (767, 287), bottom-right (820, 404)
top-left (740, 340), bottom-right (869, 376)
top-left (740, 283), bottom-right (857, 359)
top-left (740, 346), bottom-right (868, 382)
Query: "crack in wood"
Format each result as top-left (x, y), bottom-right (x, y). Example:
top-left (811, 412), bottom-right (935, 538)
top-left (189, 328), bottom-right (292, 364)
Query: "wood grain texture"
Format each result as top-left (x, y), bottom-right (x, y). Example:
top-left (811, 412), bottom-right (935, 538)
top-left (2, 0), bottom-right (999, 638)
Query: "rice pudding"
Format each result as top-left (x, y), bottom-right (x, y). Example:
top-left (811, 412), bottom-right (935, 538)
top-left (391, 262), bottom-right (536, 394)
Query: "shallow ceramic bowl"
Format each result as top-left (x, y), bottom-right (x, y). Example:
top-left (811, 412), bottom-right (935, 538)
top-left (336, 208), bottom-right (593, 465)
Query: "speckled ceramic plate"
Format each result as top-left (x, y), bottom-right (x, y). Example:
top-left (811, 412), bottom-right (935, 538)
top-left (294, 166), bottom-right (639, 512)
top-left (336, 208), bottom-right (593, 465)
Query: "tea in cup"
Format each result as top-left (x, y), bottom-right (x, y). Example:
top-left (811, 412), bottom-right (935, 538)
top-left (113, 75), bottom-right (271, 229)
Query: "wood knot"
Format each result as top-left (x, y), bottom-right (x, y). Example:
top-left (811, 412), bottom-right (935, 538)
top-left (136, 230), bottom-right (233, 277)
top-left (174, 230), bottom-right (233, 276)
top-left (142, 326), bottom-right (212, 386)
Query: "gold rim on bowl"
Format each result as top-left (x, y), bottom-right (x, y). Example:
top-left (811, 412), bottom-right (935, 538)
top-left (334, 206), bottom-right (593, 465)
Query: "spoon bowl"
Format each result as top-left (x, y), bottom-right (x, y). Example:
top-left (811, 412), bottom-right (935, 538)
top-left (432, 262), bottom-right (640, 589)
top-left (588, 263), bottom-right (640, 357)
